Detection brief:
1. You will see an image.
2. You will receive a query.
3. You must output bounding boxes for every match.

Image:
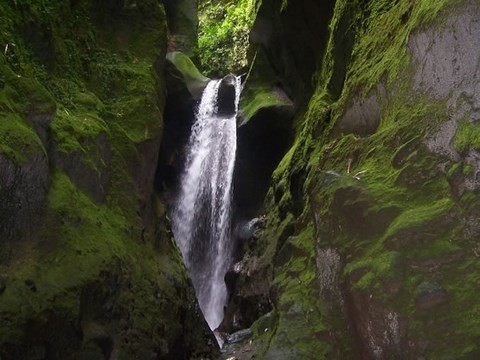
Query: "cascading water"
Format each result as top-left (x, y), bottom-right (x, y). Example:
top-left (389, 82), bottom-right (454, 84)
top-left (172, 76), bottom-right (241, 332)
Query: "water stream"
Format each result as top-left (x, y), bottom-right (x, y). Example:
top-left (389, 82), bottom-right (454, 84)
top-left (171, 77), bottom-right (241, 331)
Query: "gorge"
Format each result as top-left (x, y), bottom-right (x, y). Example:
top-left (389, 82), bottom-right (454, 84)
top-left (1, 0), bottom-right (480, 359)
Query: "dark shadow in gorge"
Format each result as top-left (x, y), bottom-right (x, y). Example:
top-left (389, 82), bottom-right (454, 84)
top-left (154, 75), bottom-right (197, 199)
top-left (233, 108), bottom-right (293, 220)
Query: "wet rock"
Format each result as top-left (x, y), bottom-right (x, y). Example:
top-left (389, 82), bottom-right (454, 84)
top-left (236, 216), bottom-right (266, 243)
top-left (219, 256), bottom-right (273, 333)
top-left (316, 247), bottom-right (343, 308)
top-left (0, 150), bottom-right (49, 245)
top-left (29, 345), bottom-right (46, 360)
top-left (249, 0), bottom-right (336, 105)
top-left (239, 86), bottom-right (294, 126)
top-left (251, 311), bottom-right (276, 334)
top-left (415, 281), bottom-right (448, 310)
top-left (226, 328), bottom-right (253, 345)
top-left (225, 0), bottom-right (480, 358)
top-left (235, 99), bottom-right (293, 217)
top-left (216, 74), bottom-right (237, 118)
top-left (347, 291), bottom-right (405, 359)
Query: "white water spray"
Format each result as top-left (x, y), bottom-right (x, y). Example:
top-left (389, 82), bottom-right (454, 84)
top-left (172, 77), bottom-right (241, 331)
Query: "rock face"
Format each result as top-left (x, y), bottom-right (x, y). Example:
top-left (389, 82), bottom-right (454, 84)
top-left (249, 0), bottom-right (336, 105)
top-left (216, 74), bottom-right (237, 118)
top-left (0, 150), bottom-right (49, 245)
top-left (158, 51), bottom-right (209, 194)
top-left (164, 0), bottom-right (199, 56)
top-left (0, 1), bottom-right (216, 358)
top-left (226, 0), bottom-right (480, 358)
top-left (0, 70), bottom-right (55, 245)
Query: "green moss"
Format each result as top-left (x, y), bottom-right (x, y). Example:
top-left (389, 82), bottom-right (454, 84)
top-left (453, 120), bottom-right (480, 153)
top-left (0, 171), bottom-right (128, 342)
top-left (166, 51), bottom-right (208, 85)
top-left (74, 91), bottom-right (104, 113)
top-left (446, 162), bottom-right (462, 178)
top-left (345, 251), bottom-right (400, 290)
top-left (49, 106), bottom-right (110, 175)
top-left (0, 113), bottom-right (43, 162)
top-left (403, 257), bottom-right (480, 358)
top-left (414, 280), bottom-right (443, 297)
top-left (102, 2), bottom-right (167, 62)
top-left (443, 267), bottom-right (480, 356)
top-left (410, 238), bottom-right (461, 259)
top-left (383, 198), bottom-right (453, 240)
top-left (0, 64), bottom-right (55, 162)
top-left (52, 110), bottom-right (108, 152)
top-left (239, 85), bottom-right (292, 124)
top-left (107, 85), bottom-right (163, 143)
top-left (333, 0), bottom-right (462, 104)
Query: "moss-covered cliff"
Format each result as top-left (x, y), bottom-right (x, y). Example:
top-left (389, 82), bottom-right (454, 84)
top-left (226, 0), bottom-right (480, 358)
top-left (0, 1), bottom-right (215, 358)
top-left (3, 0), bottom-right (480, 358)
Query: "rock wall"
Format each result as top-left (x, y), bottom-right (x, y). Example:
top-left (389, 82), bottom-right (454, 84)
top-left (227, 0), bottom-right (480, 358)
top-left (0, 1), bottom-right (215, 358)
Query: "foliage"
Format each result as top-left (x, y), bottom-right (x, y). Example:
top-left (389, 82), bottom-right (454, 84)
top-left (198, 0), bottom-right (258, 75)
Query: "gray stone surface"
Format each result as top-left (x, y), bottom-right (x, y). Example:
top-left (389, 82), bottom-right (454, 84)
top-left (337, 84), bottom-right (386, 136)
top-left (409, 2), bottom-right (480, 161)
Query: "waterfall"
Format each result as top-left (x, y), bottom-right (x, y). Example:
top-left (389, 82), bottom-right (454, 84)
top-left (172, 76), bottom-right (241, 331)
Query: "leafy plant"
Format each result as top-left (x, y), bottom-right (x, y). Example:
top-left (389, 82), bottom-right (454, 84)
top-left (198, 0), bottom-right (258, 76)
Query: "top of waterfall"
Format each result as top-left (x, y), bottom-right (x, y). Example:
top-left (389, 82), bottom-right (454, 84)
top-left (214, 75), bottom-right (242, 119)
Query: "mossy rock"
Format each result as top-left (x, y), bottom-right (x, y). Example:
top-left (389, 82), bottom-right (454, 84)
top-left (238, 0), bottom-right (480, 358)
top-left (239, 84), bottom-right (294, 126)
top-left (166, 51), bottom-right (209, 99)
top-left (0, 0), bottom-right (217, 357)
top-left (0, 171), bottom-right (217, 358)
